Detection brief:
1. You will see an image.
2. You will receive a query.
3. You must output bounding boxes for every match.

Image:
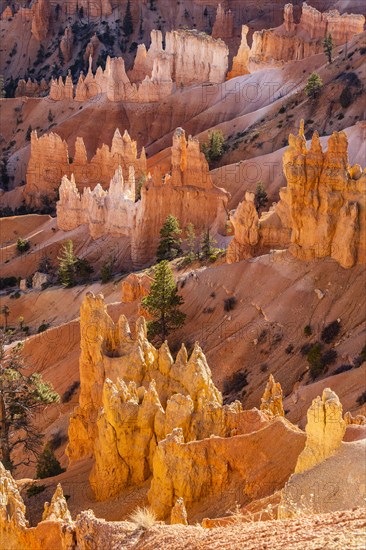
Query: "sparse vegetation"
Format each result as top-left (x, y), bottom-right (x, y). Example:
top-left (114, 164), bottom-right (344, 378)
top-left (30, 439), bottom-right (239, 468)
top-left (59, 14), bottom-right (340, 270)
top-left (16, 238), bottom-right (30, 254)
top-left (321, 320), bottom-right (341, 343)
top-left (323, 33), bottom-right (333, 63)
top-left (223, 369), bottom-right (248, 396)
top-left (254, 182), bottom-right (268, 213)
top-left (224, 297), bottom-right (237, 312)
top-left (129, 507), bottom-right (157, 530)
top-left (26, 484), bottom-right (46, 498)
top-left (36, 442), bottom-right (65, 479)
top-left (0, 337), bottom-right (59, 471)
top-left (61, 381), bottom-right (80, 403)
top-left (304, 325), bottom-right (312, 336)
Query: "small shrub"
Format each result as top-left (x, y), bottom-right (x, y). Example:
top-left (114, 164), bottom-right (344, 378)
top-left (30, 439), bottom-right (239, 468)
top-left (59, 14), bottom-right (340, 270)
top-left (36, 443), bottom-right (65, 479)
top-left (100, 257), bottom-right (115, 284)
top-left (16, 238), bottom-right (30, 254)
top-left (61, 381), bottom-right (80, 403)
top-left (307, 343), bottom-right (324, 380)
top-left (0, 277), bottom-right (17, 289)
top-left (49, 430), bottom-right (67, 450)
top-left (129, 507), bottom-right (157, 530)
top-left (260, 363), bottom-right (268, 373)
top-left (334, 364), bottom-right (353, 375)
top-left (321, 349), bottom-right (337, 367)
top-left (224, 296), bottom-right (237, 312)
top-left (26, 484), bottom-right (46, 498)
top-left (304, 325), bottom-right (312, 336)
top-left (356, 391), bottom-right (366, 406)
top-left (285, 344), bottom-right (294, 354)
top-left (37, 322), bottom-right (50, 333)
top-left (203, 306), bottom-right (215, 314)
top-left (340, 87), bottom-right (353, 108)
top-left (321, 320), bottom-right (341, 343)
top-left (223, 370), bottom-right (248, 395)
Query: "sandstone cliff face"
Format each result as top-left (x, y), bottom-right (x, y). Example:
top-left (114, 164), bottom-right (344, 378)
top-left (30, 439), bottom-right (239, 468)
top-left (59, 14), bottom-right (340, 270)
top-left (227, 123), bottom-right (366, 268)
top-left (294, 388), bottom-right (346, 474)
top-left (24, 128), bottom-right (146, 207)
top-left (1, 6), bottom-right (12, 20)
top-left (130, 29), bottom-right (229, 87)
top-left (0, 463), bottom-right (75, 550)
top-left (57, 128), bottom-right (229, 268)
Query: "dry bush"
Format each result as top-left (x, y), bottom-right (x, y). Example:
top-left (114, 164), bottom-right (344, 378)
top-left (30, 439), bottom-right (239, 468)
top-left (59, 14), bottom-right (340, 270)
top-left (129, 507), bottom-right (157, 530)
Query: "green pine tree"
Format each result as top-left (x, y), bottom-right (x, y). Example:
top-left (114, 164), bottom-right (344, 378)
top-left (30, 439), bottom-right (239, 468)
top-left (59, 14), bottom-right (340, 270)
top-left (156, 214), bottom-right (182, 261)
top-left (304, 72), bottom-right (323, 100)
top-left (202, 130), bottom-right (226, 163)
top-left (36, 442), bottom-right (65, 479)
top-left (57, 240), bottom-right (77, 287)
top-left (200, 228), bottom-right (216, 259)
top-left (185, 223), bottom-right (197, 262)
top-left (323, 33), bottom-right (333, 64)
top-left (123, 0), bottom-right (134, 37)
top-left (142, 261), bottom-right (186, 343)
top-left (254, 182), bottom-right (268, 213)
top-left (0, 337), bottom-right (59, 472)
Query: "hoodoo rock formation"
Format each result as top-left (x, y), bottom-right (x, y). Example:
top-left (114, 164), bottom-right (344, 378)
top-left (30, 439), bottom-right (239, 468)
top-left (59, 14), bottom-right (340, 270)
top-left (15, 78), bottom-right (49, 98)
top-left (24, 128), bottom-right (146, 207)
top-left (48, 28), bottom-right (228, 103)
top-left (212, 3), bottom-right (234, 39)
top-left (60, 25), bottom-right (74, 63)
top-left (294, 388), bottom-right (346, 474)
top-left (0, 462), bottom-right (74, 549)
top-left (57, 128), bottom-right (229, 268)
top-left (227, 25), bottom-right (250, 79)
top-left (227, 122), bottom-right (366, 269)
top-left (67, 293), bottom-right (305, 512)
top-left (229, 3), bottom-right (365, 76)
top-left (31, 0), bottom-right (51, 42)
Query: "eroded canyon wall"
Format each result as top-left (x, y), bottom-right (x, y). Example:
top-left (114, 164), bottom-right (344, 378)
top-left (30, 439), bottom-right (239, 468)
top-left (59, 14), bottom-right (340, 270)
top-left (57, 128), bottom-right (229, 268)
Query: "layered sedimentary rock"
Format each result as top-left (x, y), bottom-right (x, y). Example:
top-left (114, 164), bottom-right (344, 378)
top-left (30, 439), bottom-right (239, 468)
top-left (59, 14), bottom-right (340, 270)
top-left (212, 3), bottom-right (234, 39)
top-left (227, 122), bottom-right (366, 268)
top-left (229, 3), bottom-right (365, 75)
top-left (0, 462), bottom-right (74, 549)
top-left (57, 128), bottom-right (229, 268)
top-left (24, 128), bottom-right (146, 207)
top-left (31, 0), bottom-right (51, 41)
top-left (60, 26), bottom-right (74, 63)
top-left (121, 273), bottom-right (152, 303)
top-left (294, 388), bottom-right (346, 474)
top-left (49, 72), bottom-right (74, 101)
top-left (227, 25), bottom-right (250, 79)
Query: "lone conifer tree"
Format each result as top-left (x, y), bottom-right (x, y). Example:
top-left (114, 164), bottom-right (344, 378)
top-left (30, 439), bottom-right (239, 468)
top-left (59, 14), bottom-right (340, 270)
top-left (156, 215), bottom-right (182, 261)
top-left (200, 228), bottom-right (216, 259)
top-left (142, 261), bottom-right (186, 343)
top-left (185, 223), bottom-right (197, 262)
top-left (323, 33), bottom-right (333, 63)
top-left (304, 72), bottom-right (323, 99)
top-left (57, 240), bottom-right (77, 287)
top-left (123, 0), bottom-right (133, 37)
top-left (0, 336), bottom-right (59, 471)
